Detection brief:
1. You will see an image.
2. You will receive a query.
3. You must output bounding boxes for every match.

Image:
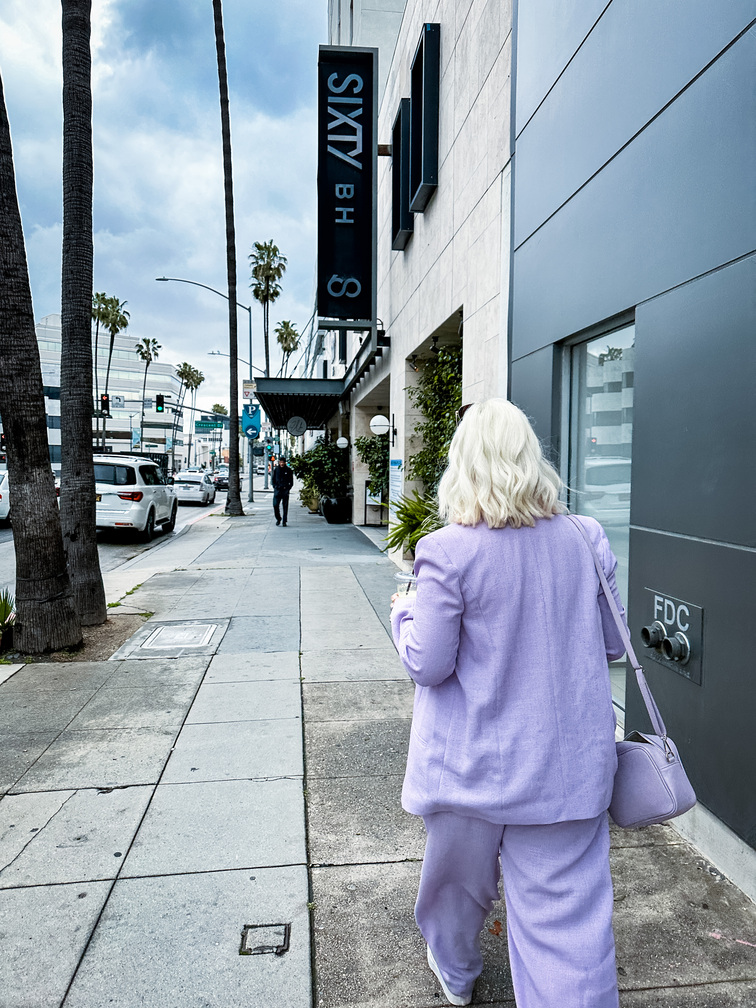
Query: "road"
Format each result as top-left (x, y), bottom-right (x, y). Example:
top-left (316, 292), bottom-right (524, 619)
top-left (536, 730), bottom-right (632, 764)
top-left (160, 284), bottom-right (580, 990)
top-left (0, 494), bottom-right (228, 596)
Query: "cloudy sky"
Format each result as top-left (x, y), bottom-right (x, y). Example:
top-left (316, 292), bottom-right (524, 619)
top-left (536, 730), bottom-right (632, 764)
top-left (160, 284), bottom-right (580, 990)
top-left (0, 0), bottom-right (327, 409)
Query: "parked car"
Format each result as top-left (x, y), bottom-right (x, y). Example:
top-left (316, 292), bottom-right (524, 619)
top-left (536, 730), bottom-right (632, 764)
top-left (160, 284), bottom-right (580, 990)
top-left (174, 470), bottom-right (217, 506)
top-left (213, 467), bottom-right (229, 490)
top-left (0, 471), bottom-right (9, 523)
top-left (93, 454), bottom-right (177, 540)
top-left (580, 457), bottom-right (631, 527)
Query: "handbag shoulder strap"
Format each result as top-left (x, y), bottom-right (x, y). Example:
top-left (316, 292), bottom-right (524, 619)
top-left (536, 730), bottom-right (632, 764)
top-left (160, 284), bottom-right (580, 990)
top-left (565, 513), bottom-right (668, 739)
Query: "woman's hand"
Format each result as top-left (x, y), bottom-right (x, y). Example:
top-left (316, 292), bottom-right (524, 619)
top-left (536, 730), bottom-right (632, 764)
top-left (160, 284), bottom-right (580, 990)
top-left (390, 592), bottom-right (400, 608)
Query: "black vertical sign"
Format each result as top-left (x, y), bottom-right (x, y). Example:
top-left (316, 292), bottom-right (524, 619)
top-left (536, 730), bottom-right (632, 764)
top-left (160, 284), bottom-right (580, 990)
top-left (317, 46), bottom-right (376, 321)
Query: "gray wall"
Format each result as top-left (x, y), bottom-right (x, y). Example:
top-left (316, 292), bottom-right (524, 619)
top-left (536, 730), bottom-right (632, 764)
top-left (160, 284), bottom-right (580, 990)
top-left (510, 2), bottom-right (756, 845)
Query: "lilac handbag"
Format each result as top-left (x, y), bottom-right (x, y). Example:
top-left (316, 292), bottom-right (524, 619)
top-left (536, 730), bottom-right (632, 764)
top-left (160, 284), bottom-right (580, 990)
top-left (567, 515), bottom-right (697, 829)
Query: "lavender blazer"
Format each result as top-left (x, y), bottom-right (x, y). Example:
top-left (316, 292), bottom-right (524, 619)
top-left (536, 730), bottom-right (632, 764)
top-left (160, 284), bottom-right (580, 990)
top-left (391, 513), bottom-right (627, 824)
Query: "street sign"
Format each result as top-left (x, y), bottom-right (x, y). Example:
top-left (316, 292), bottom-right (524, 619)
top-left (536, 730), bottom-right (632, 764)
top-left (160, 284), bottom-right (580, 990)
top-left (195, 420), bottom-right (223, 431)
top-left (242, 380), bottom-right (256, 400)
top-left (242, 404), bottom-right (261, 439)
top-left (111, 394), bottom-right (125, 409)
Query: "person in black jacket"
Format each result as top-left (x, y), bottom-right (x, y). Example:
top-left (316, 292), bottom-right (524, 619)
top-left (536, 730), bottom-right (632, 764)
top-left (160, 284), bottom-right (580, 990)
top-left (272, 457), bottom-right (294, 526)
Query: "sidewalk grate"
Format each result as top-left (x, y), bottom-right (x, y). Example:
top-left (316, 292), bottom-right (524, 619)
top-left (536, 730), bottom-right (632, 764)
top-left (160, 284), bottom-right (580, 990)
top-left (108, 618), bottom-right (230, 660)
top-left (239, 923), bottom-right (291, 956)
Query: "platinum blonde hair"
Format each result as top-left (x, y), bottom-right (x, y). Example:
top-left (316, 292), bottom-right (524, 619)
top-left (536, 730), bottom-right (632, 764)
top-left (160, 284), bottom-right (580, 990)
top-left (437, 398), bottom-right (565, 528)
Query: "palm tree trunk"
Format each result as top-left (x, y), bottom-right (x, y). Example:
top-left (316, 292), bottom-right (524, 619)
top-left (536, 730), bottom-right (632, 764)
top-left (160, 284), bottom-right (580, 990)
top-left (140, 361), bottom-right (149, 447)
top-left (0, 72), bottom-right (82, 652)
top-left (212, 0), bottom-right (243, 516)
top-left (263, 290), bottom-right (271, 378)
top-left (59, 0), bottom-right (106, 626)
top-left (93, 315), bottom-right (100, 445)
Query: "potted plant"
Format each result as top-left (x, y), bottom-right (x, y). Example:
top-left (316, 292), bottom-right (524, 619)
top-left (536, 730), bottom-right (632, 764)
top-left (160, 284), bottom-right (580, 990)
top-left (383, 491), bottom-right (442, 556)
top-left (290, 437), bottom-right (352, 523)
top-left (0, 588), bottom-right (16, 651)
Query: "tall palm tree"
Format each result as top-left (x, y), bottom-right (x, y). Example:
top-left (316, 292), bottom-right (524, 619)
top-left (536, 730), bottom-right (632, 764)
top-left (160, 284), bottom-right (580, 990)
top-left (59, 0), bottom-right (106, 626)
top-left (249, 240), bottom-right (287, 378)
top-left (100, 295), bottom-right (129, 448)
top-left (184, 366), bottom-right (204, 466)
top-left (0, 70), bottom-right (82, 651)
top-left (212, 0), bottom-right (243, 516)
top-left (135, 337), bottom-right (160, 448)
top-left (275, 320), bottom-right (300, 378)
top-left (91, 291), bottom-right (109, 444)
top-left (173, 361), bottom-right (195, 470)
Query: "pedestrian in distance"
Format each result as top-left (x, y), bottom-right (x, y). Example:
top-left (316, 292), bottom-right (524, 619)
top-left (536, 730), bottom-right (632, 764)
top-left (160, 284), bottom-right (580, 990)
top-left (272, 456), bottom-right (294, 526)
top-left (390, 398), bottom-right (626, 1008)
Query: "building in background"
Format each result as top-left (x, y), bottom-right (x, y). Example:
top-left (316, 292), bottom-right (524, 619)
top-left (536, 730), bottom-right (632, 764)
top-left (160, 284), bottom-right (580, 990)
top-left (34, 314), bottom-right (182, 470)
top-left (321, 2), bottom-right (756, 898)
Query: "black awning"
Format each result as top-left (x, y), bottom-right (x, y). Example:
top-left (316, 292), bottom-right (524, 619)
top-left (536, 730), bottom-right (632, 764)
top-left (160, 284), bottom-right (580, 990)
top-left (253, 377), bottom-right (344, 430)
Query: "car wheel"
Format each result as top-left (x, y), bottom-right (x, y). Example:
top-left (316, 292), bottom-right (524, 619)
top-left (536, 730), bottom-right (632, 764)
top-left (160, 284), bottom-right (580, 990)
top-left (163, 501), bottom-right (177, 533)
top-left (211, 491), bottom-right (216, 504)
top-left (141, 509), bottom-right (155, 542)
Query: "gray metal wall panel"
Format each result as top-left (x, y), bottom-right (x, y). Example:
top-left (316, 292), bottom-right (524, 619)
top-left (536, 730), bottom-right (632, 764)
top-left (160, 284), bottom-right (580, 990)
top-left (511, 29), bottom-right (756, 359)
top-left (626, 529), bottom-right (756, 847)
top-left (509, 346), bottom-right (561, 461)
top-left (632, 257), bottom-right (756, 548)
top-left (515, 0), bottom-right (609, 129)
top-left (515, 1), bottom-right (756, 246)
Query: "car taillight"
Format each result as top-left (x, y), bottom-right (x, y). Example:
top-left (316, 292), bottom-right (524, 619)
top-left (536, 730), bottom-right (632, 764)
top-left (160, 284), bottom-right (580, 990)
top-left (117, 491), bottom-right (143, 501)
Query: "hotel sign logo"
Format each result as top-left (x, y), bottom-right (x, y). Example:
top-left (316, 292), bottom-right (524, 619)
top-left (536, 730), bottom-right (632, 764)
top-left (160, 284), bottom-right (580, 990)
top-left (317, 46), bottom-right (376, 322)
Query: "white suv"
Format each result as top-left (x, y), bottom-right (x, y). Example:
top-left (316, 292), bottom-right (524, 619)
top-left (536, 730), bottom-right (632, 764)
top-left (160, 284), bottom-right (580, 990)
top-left (93, 455), bottom-right (177, 540)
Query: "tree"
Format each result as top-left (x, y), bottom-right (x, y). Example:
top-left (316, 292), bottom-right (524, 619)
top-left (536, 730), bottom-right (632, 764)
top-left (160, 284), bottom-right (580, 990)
top-left (100, 295), bottom-right (129, 447)
top-left (211, 403), bottom-right (228, 415)
top-left (212, 0), bottom-right (243, 516)
top-left (59, 0), bottom-right (106, 626)
top-left (177, 364), bottom-right (204, 467)
top-left (174, 361), bottom-right (200, 469)
top-left (0, 70), bottom-right (82, 651)
top-left (135, 337), bottom-right (160, 448)
top-left (275, 320), bottom-right (300, 377)
top-left (249, 240), bottom-right (286, 378)
top-left (91, 291), bottom-right (109, 444)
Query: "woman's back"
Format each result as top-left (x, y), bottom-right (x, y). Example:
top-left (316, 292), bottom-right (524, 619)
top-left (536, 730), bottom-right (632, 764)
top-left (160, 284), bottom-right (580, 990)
top-left (393, 513), bottom-right (624, 824)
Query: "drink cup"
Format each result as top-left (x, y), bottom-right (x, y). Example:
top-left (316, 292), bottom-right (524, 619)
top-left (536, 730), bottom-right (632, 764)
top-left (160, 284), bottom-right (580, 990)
top-left (394, 571), bottom-right (417, 597)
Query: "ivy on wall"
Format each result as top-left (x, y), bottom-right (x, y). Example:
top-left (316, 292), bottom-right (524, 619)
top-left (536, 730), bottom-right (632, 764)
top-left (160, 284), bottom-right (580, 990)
top-left (405, 344), bottom-right (463, 493)
top-left (354, 431), bottom-right (389, 499)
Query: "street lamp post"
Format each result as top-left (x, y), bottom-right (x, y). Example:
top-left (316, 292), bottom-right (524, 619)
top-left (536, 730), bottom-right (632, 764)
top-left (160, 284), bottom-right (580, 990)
top-left (156, 276), bottom-right (257, 503)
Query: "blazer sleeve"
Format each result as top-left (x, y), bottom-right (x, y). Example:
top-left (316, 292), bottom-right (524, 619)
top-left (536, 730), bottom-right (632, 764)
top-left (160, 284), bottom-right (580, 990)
top-left (390, 534), bottom-right (464, 686)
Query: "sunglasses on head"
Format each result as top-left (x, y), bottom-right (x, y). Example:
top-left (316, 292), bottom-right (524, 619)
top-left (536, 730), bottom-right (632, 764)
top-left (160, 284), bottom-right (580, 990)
top-left (457, 403), bottom-right (474, 422)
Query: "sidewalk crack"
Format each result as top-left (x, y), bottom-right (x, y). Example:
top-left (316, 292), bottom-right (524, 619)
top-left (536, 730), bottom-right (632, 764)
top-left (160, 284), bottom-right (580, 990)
top-left (0, 790), bottom-right (77, 877)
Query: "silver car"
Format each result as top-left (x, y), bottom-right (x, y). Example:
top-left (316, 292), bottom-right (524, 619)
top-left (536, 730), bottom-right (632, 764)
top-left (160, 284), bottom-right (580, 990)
top-left (94, 455), bottom-right (177, 540)
top-left (174, 470), bottom-right (217, 506)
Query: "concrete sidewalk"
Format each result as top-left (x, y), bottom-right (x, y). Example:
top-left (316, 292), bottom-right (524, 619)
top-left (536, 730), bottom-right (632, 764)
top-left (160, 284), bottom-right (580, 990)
top-left (0, 495), bottom-right (755, 1007)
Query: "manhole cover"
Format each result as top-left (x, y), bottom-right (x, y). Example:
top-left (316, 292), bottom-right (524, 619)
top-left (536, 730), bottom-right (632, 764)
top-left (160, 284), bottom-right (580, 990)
top-left (108, 619), bottom-right (229, 660)
top-left (142, 624), bottom-right (216, 649)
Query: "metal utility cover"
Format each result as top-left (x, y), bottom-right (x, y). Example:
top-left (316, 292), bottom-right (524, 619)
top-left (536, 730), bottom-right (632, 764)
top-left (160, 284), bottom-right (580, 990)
top-left (109, 619), bottom-right (229, 660)
top-left (143, 624), bottom-right (216, 649)
top-left (239, 923), bottom-right (291, 956)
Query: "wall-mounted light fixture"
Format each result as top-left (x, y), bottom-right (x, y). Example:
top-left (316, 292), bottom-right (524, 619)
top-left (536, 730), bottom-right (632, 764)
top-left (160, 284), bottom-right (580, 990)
top-left (430, 336), bottom-right (440, 354)
top-left (409, 354), bottom-right (418, 371)
top-left (370, 413), bottom-right (398, 447)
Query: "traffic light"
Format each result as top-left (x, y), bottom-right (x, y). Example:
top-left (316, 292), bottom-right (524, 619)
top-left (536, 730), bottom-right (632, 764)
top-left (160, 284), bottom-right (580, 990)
top-left (155, 394), bottom-right (165, 413)
top-left (0, 432), bottom-right (6, 462)
top-left (100, 394), bottom-right (110, 416)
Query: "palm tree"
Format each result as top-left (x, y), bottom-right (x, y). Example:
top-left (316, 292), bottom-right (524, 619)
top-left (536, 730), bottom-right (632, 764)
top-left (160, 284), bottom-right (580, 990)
top-left (59, 0), bottom-right (106, 627)
top-left (184, 365), bottom-right (204, 466)
top-left (173, 361), bottom-right (195, 470)
top-left (275, 320), bottom-right (300, 377)
top-left (100, 295), bottom-right (129, 447)
top-left (249, 240), bottom-right (287, 378)
top-left (91, 291), bottom-right (109, 444)
top-left (0, 70), bottom-right (82, 651)
top-left (135, 337), bottom-right (161, 448)
top-left (212, 0), bottom-right (243, 516)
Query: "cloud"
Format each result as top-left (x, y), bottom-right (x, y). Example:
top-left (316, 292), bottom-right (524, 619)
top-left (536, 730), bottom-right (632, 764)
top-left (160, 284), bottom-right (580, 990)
top-left (0, 0), bottom-right (327, 412)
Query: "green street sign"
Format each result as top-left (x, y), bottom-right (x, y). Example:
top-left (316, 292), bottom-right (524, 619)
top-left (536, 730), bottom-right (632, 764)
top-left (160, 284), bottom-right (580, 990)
top-left (195, 420), bottom-right (223, 431)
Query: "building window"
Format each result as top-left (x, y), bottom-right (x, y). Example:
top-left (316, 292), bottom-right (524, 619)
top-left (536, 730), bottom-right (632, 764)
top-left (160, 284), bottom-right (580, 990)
top-left (409, 23), bottom-right (440, 213)
top-left (567, 322), bottom-right (635, 722)
top-left (46, 415), bottom-right (61, 430)
top-left (392, 98), bottom-right (413, 250)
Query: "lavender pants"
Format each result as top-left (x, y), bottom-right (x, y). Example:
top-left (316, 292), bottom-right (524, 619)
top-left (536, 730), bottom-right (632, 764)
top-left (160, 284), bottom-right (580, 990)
top-left (416, 811), bottom-right (619, 1007)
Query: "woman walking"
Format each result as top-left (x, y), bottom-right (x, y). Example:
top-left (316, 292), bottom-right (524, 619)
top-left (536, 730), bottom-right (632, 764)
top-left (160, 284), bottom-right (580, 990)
top-left (391, 398), bottom-right (626, 1007)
